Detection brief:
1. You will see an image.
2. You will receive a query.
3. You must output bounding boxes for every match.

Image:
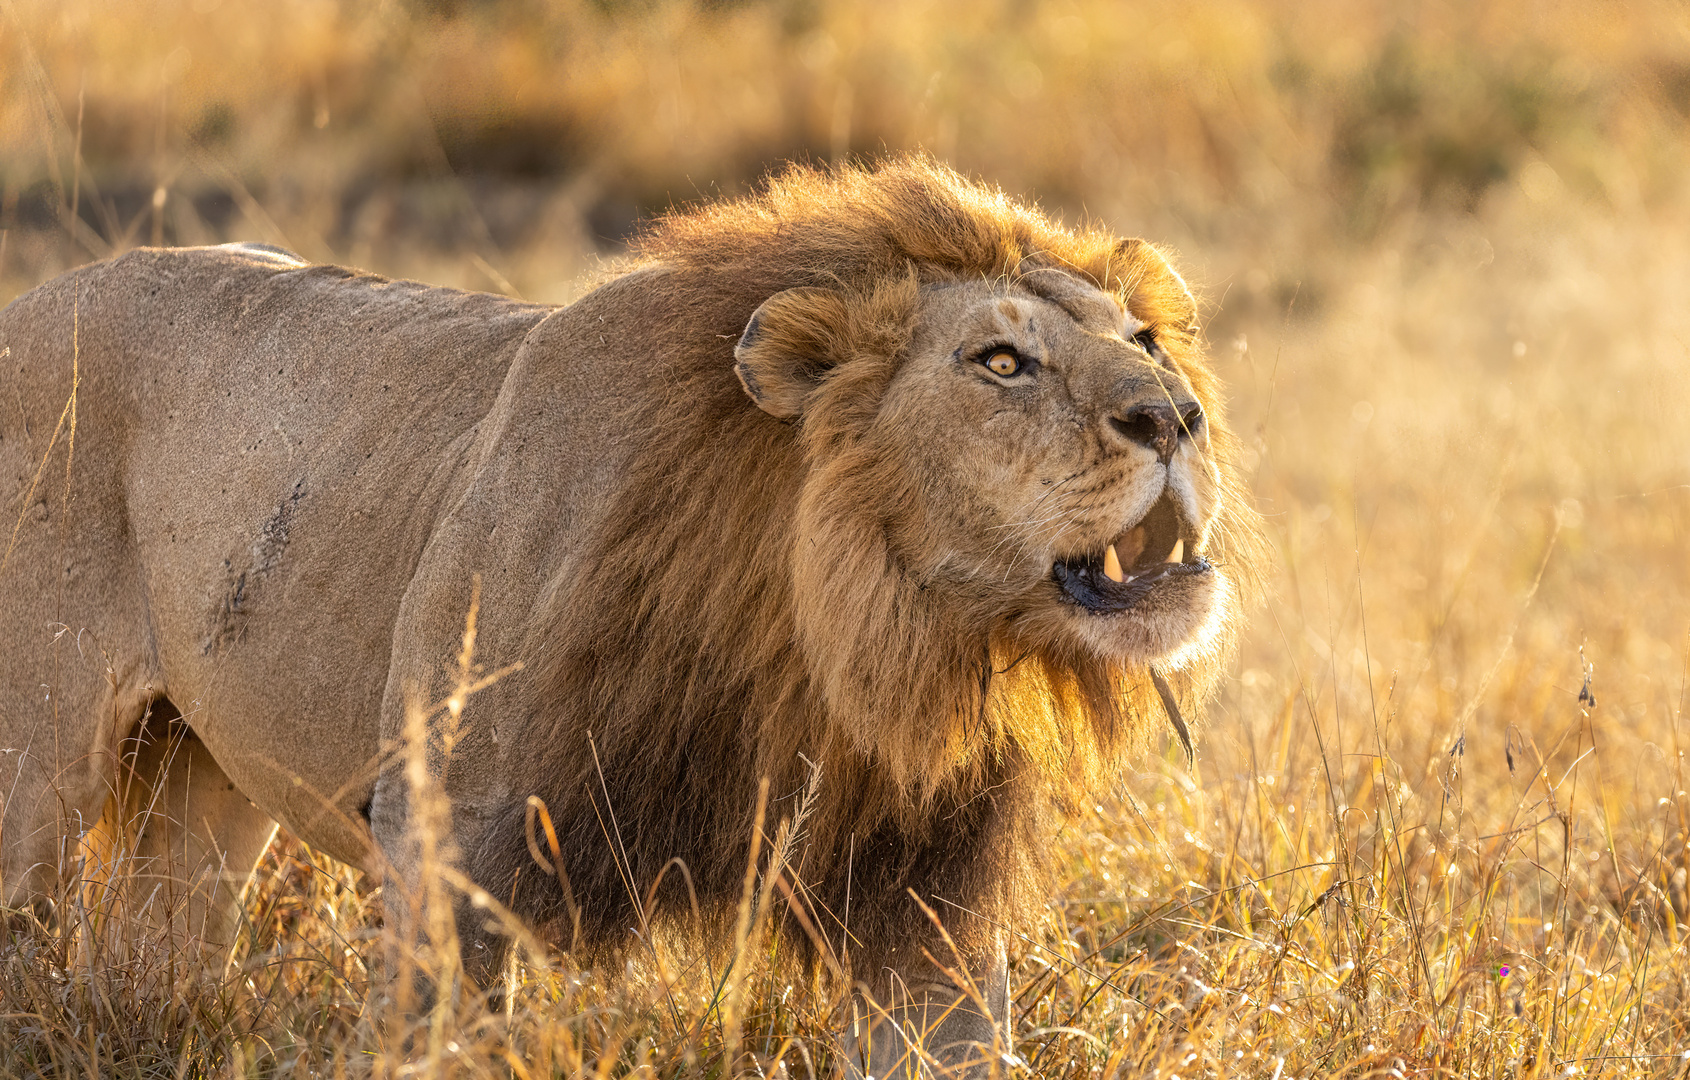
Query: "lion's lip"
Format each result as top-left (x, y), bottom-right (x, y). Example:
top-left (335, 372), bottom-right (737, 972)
top-left (1051, 494), bottom-right (1210, 614)
top-left (1052, 556), bottom-right (1213, 613)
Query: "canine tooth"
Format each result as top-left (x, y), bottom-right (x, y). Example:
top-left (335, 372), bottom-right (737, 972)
top-left (1168, 539), bottom-right (1184, 563)
top-left (1103, 544), bottom-right (1125, 582)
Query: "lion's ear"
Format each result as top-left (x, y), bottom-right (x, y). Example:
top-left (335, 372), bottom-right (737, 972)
top-left (734, 287), bottom-right (850, 419)
top-left (1102, 239), bottom-right (1199, 335)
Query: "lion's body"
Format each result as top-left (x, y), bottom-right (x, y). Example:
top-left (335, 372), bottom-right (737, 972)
top-left (1, 247), bottom-right (546, 868)
top-left (0, 160), bottom-right (1262, 1073)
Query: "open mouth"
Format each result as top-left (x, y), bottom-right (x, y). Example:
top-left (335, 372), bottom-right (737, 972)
top-left (1051, 493), bottom-right (1211, 614)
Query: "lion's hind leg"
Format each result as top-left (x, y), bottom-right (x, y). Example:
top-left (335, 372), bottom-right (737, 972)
top-left (80, 701), bottom-right (279, 975)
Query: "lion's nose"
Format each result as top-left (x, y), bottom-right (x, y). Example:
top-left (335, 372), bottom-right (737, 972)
top-left (1109, 401), bottom-right (1203, 461)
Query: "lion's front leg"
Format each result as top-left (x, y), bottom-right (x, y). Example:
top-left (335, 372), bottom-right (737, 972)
top-left (839, 935), bottom-right (1011, 1079)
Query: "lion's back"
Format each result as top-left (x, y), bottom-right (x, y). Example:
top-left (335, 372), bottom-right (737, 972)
top-left (3, 243), bottom-right (554, 464)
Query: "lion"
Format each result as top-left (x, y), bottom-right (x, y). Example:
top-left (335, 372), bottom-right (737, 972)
top-left (0, 158), bottom-right (1263, 1075)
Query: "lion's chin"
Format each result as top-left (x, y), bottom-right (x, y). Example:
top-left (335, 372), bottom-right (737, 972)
top-left (1050, 566), bottom-right (1223, 664)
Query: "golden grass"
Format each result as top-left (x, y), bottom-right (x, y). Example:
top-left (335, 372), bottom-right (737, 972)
top-left (5, 0), bottom-right (1690, 1076)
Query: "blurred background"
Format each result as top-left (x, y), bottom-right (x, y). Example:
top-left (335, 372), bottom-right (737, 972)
top-left (5, 0), bottom-right (1690, 1072)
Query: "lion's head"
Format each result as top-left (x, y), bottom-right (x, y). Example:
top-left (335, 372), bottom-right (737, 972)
top-left (613, 158), bottom-right (1264, 799)
top-left (737, 257), bottom-right (1227, 665)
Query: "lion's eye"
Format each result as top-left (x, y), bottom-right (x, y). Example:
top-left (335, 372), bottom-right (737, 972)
top-left (983, 350), bottom-right (1022, 377)
top-left (1132, 328), bottom-right (1159, 354)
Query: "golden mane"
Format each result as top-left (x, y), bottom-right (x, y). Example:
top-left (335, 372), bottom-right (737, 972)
top-left (640, 155), bottom-right (1207, 362)
top-left (488, 156), bottom-right (1265, 967)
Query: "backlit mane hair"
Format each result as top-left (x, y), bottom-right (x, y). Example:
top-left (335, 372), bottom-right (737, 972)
top-left (641, 155), bottom-right (1208, 364)
top-left (484, 156), bottom-right (1264, 970)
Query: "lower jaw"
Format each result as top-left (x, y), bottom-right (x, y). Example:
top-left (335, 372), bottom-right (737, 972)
top-left (1051, 557), bottom-right (1213, 615)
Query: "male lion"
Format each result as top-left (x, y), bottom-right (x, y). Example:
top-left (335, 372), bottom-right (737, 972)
top-left (0, 159), bottom-right (1262, 1074)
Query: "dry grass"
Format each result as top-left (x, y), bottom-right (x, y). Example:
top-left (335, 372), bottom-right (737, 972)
top-left (4, 0), bottom-right (1690, 1076)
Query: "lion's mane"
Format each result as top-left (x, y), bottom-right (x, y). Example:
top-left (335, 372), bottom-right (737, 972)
top-left (470, 158), bottom-right (1265, 975)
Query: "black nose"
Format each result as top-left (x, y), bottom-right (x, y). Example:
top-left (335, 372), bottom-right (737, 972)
top-left (1111, 402), bottom-right (1202, 461)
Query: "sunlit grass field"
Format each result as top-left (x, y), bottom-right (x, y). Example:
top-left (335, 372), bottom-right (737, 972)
top-left (4, 1), bottom-right (1690, 1076)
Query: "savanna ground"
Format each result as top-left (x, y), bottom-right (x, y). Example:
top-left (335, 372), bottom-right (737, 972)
top-left (4, 1), bottom-right (1690, 1076)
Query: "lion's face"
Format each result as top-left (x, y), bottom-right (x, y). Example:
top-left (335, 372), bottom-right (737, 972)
top-left (736, 265), bottom-right (1229, 671)
top-left (876, 273), bottom-right (1223, 664)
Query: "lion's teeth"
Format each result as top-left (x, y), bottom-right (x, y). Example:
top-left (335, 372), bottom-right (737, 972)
top-left (1103, 544), bottom-right (1125, 582)
top-left (1168, 539), bottom-right (1184, 563)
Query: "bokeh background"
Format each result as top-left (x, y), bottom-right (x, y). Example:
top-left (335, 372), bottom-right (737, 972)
top-left (5, 1), bottom-right (1690, 1075)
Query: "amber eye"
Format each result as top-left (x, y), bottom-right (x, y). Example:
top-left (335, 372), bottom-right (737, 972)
top-left (984, 350), bottom-right (1021, 377)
